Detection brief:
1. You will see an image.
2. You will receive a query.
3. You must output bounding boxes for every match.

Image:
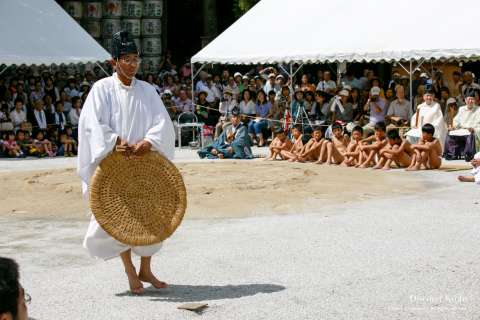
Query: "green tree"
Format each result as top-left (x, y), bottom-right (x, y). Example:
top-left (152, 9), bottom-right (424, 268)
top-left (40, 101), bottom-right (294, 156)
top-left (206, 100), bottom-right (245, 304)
top-left (233, 0), bottom-right (260, 18)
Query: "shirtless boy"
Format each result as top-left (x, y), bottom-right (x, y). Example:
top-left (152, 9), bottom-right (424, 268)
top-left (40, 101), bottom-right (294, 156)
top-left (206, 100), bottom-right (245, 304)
top-left (406, 123), bottom-right (442, 171)
top-left (282, 126), bottom-right (304, 162)
top-left (374, 129), bottom-right (413, 170)
top-left (341, 126), bottom-right (363, 167)
top-left (266, 129), bottom-right (293, 160)
top-left (317, 123), bottom-right (349, 165)
top-left (297, 128), bottom-right (325, 162)
top-left (357, 121), bottom-right (387, 168)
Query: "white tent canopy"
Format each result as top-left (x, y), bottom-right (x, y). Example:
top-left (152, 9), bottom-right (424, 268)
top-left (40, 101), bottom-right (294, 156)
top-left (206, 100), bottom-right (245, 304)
top-left (0, 0), bottom-right (110, 66)
top-left (192, 0), bottom-right (480, 65)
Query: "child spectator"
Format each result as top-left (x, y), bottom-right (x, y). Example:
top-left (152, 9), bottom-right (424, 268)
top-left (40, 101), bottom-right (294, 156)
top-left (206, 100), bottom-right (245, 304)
top-left (16, 130), bottom-right (35, 156)
top-left (374, 129), bottom-right (413, 170)
top-left (357, 121), bottom-right (388, 168)
top-left (278, 126), bottom-right (304, 162)
top-left (248, 90), bottom-right (271, 147)
top-left (406, 123), bottom-right (442, 171)
top-left (341, 125), bottom-right (363, 167)
top-left (33, 130), bottom-right (55, 157)
top-left (297, 128), bottom-right (325, 162)
top-left (3, 131), bottom-right (23, 158)
top-left (69, 96), bottom-right (82, 127)
top-left (318, 122), bottom-right (349, 165)
top-left (58, 129), bottom-right (77, 157)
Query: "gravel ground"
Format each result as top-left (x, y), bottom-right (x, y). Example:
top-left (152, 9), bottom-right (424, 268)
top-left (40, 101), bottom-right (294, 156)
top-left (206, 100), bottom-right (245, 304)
top-left (2, 160), bottom-right (480, 319)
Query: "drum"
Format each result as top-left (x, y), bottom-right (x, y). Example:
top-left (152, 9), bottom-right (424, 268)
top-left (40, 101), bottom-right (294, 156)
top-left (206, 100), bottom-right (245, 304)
top-left (83, 20), bottom-right (102, 38)
top-left (84, 1), bottom-right (102, 19)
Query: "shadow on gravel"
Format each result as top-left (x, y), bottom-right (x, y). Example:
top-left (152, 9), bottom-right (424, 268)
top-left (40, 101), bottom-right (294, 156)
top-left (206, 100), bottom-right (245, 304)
top-left (116, 283), bottom-right (285, 302)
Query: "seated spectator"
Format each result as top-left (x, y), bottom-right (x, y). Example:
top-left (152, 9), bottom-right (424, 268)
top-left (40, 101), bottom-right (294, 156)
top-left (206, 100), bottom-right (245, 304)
top-left (444, 97), bottom-right (458, 129)
top-left (2, 131), bottom-right (23, 158)
top-left (238, 89), bottom-right (256, 120)
top-left (341, 125), bottom-right (363, 167)
top-left (265, 128), bottom-right (293, 161)
top-left (385, 85), bottom-right (411, 128)
top-left (33, 130), bottom-right (55, 157)
top-left (58, 128), bottom-right (77, 157)
top-left (448, 70), bottom-right (462, 99)
top-left (161, 90), bottom-right (177, 120)
top-left (310, 91), bottom-right (329, 123)
top-left (0, 257), bottom-right (29, 320)
top-left (16, 130), bottom-right (35, 156)
top-left (69, 96), bottom-right (82, 127)
top-left (44, 76), bottom-right (59, 102)
top-left (43, 95), bottom-right (56, 124)
top-left (406, 123), bottom-right (442, 171)
top-left (300, 74), bottom-right (316, 93)
top-left (266, 90), bottom-right (284, 133)
top-left (206, 74), bottom-right (221, 103)
top-left (225, 76), bottom-right (240, 101)
top-left (329, 90), bottom-right (353, 124)
top-left (195, 90), bottom-right (217, 126)
top-left (198, 107), bottom-right (252, 159)
top-left (29, 81), bottom-right (44, 104)
top-left (29, 99), bottom-right (47, 130)
top-left (413, 84), bottom-right (425, 112)
top-left (263, 73), bottom-right (279, 96)
top-left (215, 88), bottom-right (237, 138)
top-left (59, 91), bottom-right (72, 114)
top-left (438, 86), bottom-right (451, 115)
top-left (64, 76), bottom-right (80, 99)
top-left (9, 98), bottom-right (27, 130)
top-left (362, 86), bottom-right (387, 137)
top-left (350, 88), bottom-right (364, 123)
top-left (316, 71), bottom-right (336, 94)
top-left (375, 128), bottom-right (413, 170)
top-left (444, 92), bottom-right (480, 161)
top-left (357, 121), bottom-right (388, 168)
top-left (53, 101), bottom-right (67, 131)
top-left (461, 71), bottom-right (480, 100)
top-left (291, 89), bottom-right (306, 124)
top-left (406, 89), bottom-right (447, 152)
top-left (174, 89), bottom-right (194, 114)
top-left (248, 90), bottom-right (271, 147)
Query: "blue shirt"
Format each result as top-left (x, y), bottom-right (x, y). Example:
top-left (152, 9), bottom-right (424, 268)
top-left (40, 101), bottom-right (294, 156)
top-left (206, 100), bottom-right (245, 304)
top-left (256, 102), bottom-right (272, 118)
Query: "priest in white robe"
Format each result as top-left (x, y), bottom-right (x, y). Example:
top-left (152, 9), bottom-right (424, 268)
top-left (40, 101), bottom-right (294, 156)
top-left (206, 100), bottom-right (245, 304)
top-left (444, 92), bottom-right (480, 160)
top-left (406, 90), bottom-right (447, 151)
top-left (77, 31), bottom-right (175, 294)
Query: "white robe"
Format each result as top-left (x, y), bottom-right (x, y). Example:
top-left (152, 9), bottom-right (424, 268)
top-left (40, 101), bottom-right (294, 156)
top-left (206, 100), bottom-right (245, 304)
top-left (406, 102), bottom-right (447, 151)
top-left (77, 73), bottom-right (175, 260)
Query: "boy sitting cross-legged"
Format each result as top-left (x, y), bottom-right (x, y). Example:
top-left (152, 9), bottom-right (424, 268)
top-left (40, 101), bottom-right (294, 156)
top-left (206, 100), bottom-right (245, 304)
top-left (406, 123), bottom-right (442, 171)
top-left (374, 128), bottom-right (414, 170)
top-left (341, 125), bottom-right (363, 167)
top-left (317, 122), bottom-right (349, 165)
top-left (297, 127), bottom-right (325, 162)
top-left (357, 121), bottom-right (388, 168)
top-left (266, 128), bottom-right (293, 161)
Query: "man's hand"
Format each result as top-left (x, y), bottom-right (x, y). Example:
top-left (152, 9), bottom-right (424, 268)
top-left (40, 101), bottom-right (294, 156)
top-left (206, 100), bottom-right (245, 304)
top-left (132, 140), bottom-right (152, 157)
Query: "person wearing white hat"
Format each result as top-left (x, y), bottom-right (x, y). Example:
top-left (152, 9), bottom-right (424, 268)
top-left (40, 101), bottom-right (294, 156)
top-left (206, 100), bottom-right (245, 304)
top-left (263, 73), bottom-right (280, 96)
top-left (329, 89), bottom-right (353, 124)
top-left (362, 86), bottom-right (387, 137)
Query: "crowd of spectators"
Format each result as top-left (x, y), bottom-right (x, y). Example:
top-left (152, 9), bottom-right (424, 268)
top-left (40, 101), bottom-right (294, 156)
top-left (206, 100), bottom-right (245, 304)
top-left (1, 60), bottom-right (480, 161)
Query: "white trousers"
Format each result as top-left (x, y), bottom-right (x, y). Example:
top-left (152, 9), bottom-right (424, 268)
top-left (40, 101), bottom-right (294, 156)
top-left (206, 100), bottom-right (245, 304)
top-left (83, 215), bottom-right (162, 260)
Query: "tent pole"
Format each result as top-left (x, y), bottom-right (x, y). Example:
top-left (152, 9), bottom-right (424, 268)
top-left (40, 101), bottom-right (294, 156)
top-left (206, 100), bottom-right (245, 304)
top-left (191, 62), bottom-right (195, 102)
top-left (96, 62), bottom-right (110, 77)
top-left (0, 65), bottom-right (8, 76)
top-left (409, 59), bottom-right (413, 108)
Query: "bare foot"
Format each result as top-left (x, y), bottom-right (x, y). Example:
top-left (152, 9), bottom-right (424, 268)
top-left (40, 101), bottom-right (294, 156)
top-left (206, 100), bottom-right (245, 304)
top-left (315, 160), bottom-right (323, 165)
top-left (458, 175), bottom-right (474, 182)
top-left (372, 164), bottom-right (382, 169)
top-left (138, 271), bottom-right (168, 289)
top-left (358, 164), bottom-right (369, 168)
top-left (405, 164), bottom-right (420, 171)
top-left (126, 270), bottom-right (144, 294)
top-left (382, 166), bottom-right (391, 171)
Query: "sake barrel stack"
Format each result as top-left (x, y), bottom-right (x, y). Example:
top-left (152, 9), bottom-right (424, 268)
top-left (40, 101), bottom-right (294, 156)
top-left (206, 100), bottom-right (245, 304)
top-left (141, 0), bottom-right (163, 74)
top-left (101, 0), bottom-right (122, 52)
top-left (82, 1), bottom-right (103, 44)
top-left (63, 1), bottom-right (83, 23)
top-left (121, 1), bottom-right (143, 59)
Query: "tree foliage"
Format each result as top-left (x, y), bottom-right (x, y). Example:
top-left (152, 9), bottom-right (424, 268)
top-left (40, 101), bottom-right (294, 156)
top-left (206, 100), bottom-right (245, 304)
top-left (233, 0), bottom-right (260, 18)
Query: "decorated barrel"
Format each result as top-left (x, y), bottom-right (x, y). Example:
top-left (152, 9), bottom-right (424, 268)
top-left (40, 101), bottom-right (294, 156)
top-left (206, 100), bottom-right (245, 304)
top-left (82, 19), bottom-right (102, 38)
top-left (63, 1), bottom-right (83, 19)
top-left (143, 0), bottom-right (163, 18)
top-left (142, 37), bottom-right (162, 56)
top-left (141, 18), bottom-right (162, 36)
top-left (102, 18), bottom-right (121, 38)
top-left (104, 0), bottom-right (122, 18)
top-left (122, 1), bottom-right (143, 18)
top-left (84, 1), bottom-right (103, 19)
top-left (121, 19), bottom-right (141, 37)
top-left (142, 56), bottom-right (162, 74)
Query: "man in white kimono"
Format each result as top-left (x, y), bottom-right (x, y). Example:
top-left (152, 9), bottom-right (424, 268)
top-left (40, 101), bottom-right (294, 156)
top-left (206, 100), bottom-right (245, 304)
top-left (444, 91), bottom-right (480, 160)
top-left (77, 31), bottom-right (175, 294)
top-left (406, 89), bottom-right (447, 151)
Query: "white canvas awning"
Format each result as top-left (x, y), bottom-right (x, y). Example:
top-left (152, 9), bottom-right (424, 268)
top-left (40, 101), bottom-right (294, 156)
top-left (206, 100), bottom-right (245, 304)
top-left (0, 0), bottom-right (111, 66)
top-left (192, 0), bottom-right (480, 65)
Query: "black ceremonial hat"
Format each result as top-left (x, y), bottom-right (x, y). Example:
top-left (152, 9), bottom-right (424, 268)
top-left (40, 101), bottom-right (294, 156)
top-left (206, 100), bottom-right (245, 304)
top-left (111, 30), bottom-right (138, 59)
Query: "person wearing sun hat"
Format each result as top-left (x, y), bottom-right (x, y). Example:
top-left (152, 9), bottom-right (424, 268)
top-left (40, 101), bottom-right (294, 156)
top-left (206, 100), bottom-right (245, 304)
top-left (362, 86), bottom-right (387, 137)
top-left (77, 30), bottom-right (175, 294)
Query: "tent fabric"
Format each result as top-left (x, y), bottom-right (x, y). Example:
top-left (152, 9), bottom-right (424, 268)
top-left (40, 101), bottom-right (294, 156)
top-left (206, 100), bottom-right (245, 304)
top-left (0, 0), bottom-right (111, 66)
top-left (192, 0), bottom-right (480, 65)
